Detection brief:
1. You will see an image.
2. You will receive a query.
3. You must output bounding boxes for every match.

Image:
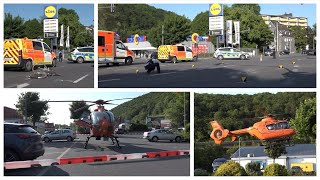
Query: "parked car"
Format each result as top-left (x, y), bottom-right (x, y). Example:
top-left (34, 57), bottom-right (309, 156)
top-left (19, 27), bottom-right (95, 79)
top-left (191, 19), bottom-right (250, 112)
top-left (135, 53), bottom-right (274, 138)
top-left (291, 166), bottom-right (303, 174)
top-left (143, 129), bottom-right (182, 142)
top-left (279, 49), bottom-right (290, 55)
top-left (41, 129), bottom-right (76, 142)
top-left (68, 47), bottom-right (94, 63)
top-left (214, 47), bottom-right (249, 60)
top-left (307, 49), bottom-right (316, 56)
top-left (264, 49), bottom-right (275, 56)
top-left (114, 128), bottom-right (125, 134)
top-left (4, 123), bottom-right (45, 162)
top-left (212, 158), bottom-right (228, 173)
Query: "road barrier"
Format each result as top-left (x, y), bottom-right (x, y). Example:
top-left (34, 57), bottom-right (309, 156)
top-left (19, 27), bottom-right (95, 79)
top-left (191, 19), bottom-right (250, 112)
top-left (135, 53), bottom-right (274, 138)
top-left (4, 150), bottom-right (189, 170)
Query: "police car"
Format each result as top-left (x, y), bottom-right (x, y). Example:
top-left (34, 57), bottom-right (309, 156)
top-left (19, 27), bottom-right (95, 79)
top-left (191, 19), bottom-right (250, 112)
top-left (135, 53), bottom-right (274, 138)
top-left (214, 47), bottom-right (249, 60)
top-left (68, 47), bottom-right (94, 63)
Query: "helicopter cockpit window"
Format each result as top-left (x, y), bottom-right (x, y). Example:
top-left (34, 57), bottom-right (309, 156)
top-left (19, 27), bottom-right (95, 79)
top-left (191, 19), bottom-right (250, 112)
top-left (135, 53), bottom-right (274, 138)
top-left (266, 124), bottom-right (275, 130)
top-left (92, 111), bottom-right (115, 124)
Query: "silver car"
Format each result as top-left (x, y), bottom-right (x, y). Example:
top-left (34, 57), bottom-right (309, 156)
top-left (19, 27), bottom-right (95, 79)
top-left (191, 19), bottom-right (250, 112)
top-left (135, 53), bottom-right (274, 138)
top-left (42, 129), bottom-right (76, 142)
top-left (143, 129), bottom-right (183, 142)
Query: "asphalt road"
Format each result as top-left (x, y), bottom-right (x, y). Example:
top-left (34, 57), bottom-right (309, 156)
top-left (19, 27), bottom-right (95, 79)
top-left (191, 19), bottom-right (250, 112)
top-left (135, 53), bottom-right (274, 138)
top-left (98, 54), bottom-right (316, 88)
top-left (5, 134), bottom-right (190, 176)
top-left (4, 60), bottom-right (94, 88)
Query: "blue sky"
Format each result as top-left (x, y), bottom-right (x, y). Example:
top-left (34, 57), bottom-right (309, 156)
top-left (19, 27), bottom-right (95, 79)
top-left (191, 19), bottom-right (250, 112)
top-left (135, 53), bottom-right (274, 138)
top-left (4, 4), bottom-right (94, 26)
top-left (5, 92), bottom-right (148, 125)
top-left (150, 4), bottom-right (316, 26)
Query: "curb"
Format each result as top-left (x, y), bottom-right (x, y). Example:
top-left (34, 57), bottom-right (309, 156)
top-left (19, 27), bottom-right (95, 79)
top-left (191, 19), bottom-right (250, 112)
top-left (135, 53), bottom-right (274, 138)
top-left (4, 150), bottom-right (190, 170)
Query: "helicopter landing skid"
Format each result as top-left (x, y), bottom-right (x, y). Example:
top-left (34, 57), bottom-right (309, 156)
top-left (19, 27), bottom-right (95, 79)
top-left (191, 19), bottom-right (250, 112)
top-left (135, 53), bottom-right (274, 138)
top-left (111, 136), bottom-right (121, 149)
top-left (84, 136), bottom-right (91, 149)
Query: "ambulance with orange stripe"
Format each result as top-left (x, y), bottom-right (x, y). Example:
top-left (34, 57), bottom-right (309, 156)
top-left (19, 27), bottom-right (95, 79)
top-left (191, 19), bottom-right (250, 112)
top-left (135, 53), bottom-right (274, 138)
top-left (4, 38), bottom-right (57, 71)
top-left (98, 30), bottom-right (135, 66)
top-left (157, 44), bottom-right (198, 63)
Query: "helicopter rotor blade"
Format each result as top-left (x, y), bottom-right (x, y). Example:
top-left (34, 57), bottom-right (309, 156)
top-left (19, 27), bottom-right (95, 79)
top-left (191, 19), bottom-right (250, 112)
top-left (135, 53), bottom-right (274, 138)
top-left (74, 104), bottom-right (95, 113)
top-left (104, 98), bottom-right (133, 102)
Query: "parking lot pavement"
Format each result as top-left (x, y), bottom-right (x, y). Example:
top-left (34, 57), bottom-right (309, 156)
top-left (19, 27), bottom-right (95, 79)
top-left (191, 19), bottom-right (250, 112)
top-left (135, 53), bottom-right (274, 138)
top-left (4, 60), bottom-right (94, 88)
top-left (4, 134), bottom-right (190, 176)
top-left (98, 54), bottom-right (316, 88)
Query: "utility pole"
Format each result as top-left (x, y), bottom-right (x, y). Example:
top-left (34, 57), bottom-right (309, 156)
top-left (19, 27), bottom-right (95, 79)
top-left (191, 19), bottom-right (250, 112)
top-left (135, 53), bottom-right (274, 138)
top-left (24, 96), bottom-right (27, 124)
top-left (162, 25), bottom-right (164, 45)
top-left (183, 92), bottom-right (186, 128)
top-left (238, 136), bottom-right (241, 163)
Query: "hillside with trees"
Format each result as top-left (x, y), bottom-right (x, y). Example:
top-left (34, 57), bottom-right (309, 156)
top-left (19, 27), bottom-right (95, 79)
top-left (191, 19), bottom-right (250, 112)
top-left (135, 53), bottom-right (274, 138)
top-left (195, 92), bottom-right (316, 142)
top-left (111, 92), bottom-right (190, 128)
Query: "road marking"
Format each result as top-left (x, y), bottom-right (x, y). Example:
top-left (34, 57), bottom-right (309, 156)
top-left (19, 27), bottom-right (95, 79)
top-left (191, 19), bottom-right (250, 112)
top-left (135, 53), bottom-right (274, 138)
top-left (150, 72), bottom-right (177, 76)
top-left (73, 74), bottom-right (90, 83)
top-left (37, 140), bottom-right (79, 176)
top-left (17, 83), bottom-right (30, 88)
top-left (98, 78), bottom-right (121, 83)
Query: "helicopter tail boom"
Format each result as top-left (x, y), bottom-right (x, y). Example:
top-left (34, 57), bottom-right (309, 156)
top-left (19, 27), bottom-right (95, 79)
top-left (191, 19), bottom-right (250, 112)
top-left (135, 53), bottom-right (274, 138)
top-left (209, 121), bottom-right (234, 144)
top-left (74, 119), bottom-right (92, 128)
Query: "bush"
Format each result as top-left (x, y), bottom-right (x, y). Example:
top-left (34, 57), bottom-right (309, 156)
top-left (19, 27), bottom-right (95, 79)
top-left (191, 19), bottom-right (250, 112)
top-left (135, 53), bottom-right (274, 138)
top-left (263, 163), bottom-right (288, 176)
top-left (129, 123), bottom-right (148, 131)
top-left (213, 161), bottom-right (247, 176)
top-left (245, 162), bottom-right (262, 176)
top-left (194, 168), bottom-right (210, 176)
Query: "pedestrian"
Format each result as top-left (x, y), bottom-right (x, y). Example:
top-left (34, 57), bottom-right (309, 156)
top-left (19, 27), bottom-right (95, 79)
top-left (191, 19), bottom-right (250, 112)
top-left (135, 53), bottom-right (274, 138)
top-left (145, 52), bottom-right (160, 73)
top-left (58, 50), bottom-right (63, 62)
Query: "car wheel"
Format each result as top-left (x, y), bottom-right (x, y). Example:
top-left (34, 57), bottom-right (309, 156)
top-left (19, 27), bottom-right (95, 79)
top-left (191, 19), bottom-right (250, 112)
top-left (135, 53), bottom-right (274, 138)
top-left (152, 136), bottom-right (159, 142)
top-left (125, 57), bottom-right (133, 65)
top-left (171, 57), bottom-right (178, 63)
top-left (192, 56), bottom-right (198, 61)
top-left (170, 140), bottom-right (173, 142)
top-left (217, 55), bottom-right (223, 60)
top-left (240, 55), bottom-right (245, 60)
top-left (5, 150), bottom-right (20, 162)
top-left (67, 136), bottom-right (72, 142)
top-left (175, 136), bottom-right (182, 143)
top-left (24, 59), bottom-right (33, 71)
top-left (159, 61), bottom-right (165, 63)
top-left (76, 57), bottom-right (84, 63)
top-left (44, 137), bottom-right (50, 143)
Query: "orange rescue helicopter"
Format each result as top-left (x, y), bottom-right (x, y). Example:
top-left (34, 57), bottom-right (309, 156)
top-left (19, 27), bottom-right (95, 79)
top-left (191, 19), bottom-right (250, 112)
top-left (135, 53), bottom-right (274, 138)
top-left (209, 115), bottom-right (296, 145)
top-left (34, 99), bottom-right (132, 149)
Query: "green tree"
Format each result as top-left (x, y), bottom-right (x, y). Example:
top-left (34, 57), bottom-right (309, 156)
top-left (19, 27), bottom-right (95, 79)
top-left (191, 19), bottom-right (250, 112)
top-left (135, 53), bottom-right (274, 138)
top-left (224, 4), bottom-right (274, 49)
top-left (191, 12), bottom-right (209, 36)
top-left (263, 163), bottom-right (288, 176)
top-left (4, 13), bottom-right (25, 39)
top-left (245, 161), bottom-right (262, 176)
top-left (164, 92), bottom-right (190, 128)
top-left (194, 144), bottom-right (226, 172)
top-left (264, 143), bottom-right (287, 163)
top-left (23, 19), bottom-right (43, 39)
top-left (290, 98), bottom-right (316, 143)
top-left (58, 8), bottom-right (93, 48)
top-left (69, 101), bottom-right (90, 119)
top-left (213, 160), bottom-right (247, 176)
top-left (290, 26), bottom-right (308, 51)
top-left (148, 15), bottom-right (191, 47)
top-left (15, 92), bottom-right (49, 128)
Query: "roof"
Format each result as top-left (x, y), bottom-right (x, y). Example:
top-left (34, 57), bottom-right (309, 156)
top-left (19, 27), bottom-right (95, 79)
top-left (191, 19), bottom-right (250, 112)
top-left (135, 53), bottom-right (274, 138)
top-left (124, 41), bottom-right (157, 51)
top-left (231, 144), bottom-right (316, 158)
top-left (4, 106), bottom-right (23, 120)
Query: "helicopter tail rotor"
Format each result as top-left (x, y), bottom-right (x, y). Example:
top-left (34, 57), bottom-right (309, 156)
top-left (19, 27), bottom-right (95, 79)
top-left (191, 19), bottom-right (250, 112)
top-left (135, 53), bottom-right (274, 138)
top-left (209, 121), bottom-right (233, 144)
